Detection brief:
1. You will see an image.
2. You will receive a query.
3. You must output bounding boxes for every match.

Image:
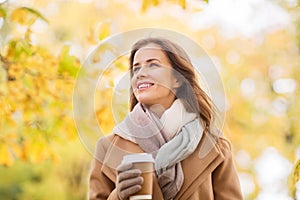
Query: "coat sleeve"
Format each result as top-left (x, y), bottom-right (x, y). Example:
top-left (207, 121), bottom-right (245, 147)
top-left (89, 159), bottom-right (119, 200)
top-left (212, 138), bottom-right (243, 200)
top-left (89, 136), bottom-right (119, 200)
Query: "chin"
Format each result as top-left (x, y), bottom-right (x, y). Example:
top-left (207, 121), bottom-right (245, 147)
top-left (136, 96), bottom-right (155, 105)
top-left (137, 99), bottom-right (154, 105)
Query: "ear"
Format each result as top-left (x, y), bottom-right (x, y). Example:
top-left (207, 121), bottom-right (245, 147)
top-left (173, 78), bottom-right (182, 89)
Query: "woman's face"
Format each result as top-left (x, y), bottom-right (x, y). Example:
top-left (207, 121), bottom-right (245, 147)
top-left (131, 43), bottom-right (180, 110)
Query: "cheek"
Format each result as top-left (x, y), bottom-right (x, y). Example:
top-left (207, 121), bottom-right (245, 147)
top-left (156, 74), bottom-right (175, 89)
top-left (131, 79), bottom-right (139, 98)
top-left (130, 76), bottom-right (137, 89)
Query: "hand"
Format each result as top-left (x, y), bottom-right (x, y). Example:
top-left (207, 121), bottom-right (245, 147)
top-left (116, 162), bottom-right (144, 200)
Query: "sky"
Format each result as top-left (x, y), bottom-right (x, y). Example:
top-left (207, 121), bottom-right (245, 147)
top-left (189, 0), bottom-right (293, 39)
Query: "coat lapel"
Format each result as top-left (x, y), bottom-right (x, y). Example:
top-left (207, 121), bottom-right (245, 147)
top-left (175, 133), bottom-right (225, 199)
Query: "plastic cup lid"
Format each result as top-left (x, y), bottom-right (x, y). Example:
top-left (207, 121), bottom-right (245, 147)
top-left (122, 153), bottom-right (155, 164)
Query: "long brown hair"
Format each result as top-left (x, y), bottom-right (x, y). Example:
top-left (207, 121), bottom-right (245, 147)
top-left (129, 37), bottom-right (216, 131)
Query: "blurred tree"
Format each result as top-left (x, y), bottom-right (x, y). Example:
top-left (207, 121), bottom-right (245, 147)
top-left (0, 3), bottom-right (80, 166)
top-left (1, 0), bottom-right (300, 199)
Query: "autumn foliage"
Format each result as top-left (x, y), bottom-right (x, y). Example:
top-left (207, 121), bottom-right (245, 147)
top-left (0, 0), bottom-right (299, 199)
top-left (0, 5), bottom-right (81, 165)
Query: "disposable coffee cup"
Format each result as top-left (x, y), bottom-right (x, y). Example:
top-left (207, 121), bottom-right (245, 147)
top-left (122, 153), bottom-right (155, 200)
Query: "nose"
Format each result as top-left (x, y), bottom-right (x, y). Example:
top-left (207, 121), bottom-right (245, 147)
top-left (136, 65), bottom-right (148, 79)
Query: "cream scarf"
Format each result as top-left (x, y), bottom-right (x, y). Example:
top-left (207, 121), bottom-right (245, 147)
top-left (113, 99), bottom-right (204, 199)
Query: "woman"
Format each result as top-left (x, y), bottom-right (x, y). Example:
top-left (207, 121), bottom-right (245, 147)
top-left (89, 37), bottom-right (243, 199)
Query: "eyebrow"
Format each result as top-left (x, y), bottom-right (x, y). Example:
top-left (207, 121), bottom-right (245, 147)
top-left (133, 58), bottom-right (161, 67)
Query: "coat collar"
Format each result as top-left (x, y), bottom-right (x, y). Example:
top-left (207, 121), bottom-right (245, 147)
top-left (175, 132), bottom-right (225, 199)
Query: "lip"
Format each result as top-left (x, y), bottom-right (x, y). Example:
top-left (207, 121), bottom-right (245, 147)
top-left (136, 81), bottom-right (155, 91)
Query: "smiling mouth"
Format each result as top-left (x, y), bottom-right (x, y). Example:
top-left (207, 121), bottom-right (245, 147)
top-left (137, 83), bottom-right (154, 90)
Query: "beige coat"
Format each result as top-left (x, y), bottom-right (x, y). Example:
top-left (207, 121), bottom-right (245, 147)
top-left (89, 132), bottom-right (243, 200)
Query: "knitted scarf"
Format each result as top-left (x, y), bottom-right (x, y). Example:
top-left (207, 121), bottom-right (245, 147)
top-left (113, 99), bottom-right (204, 200)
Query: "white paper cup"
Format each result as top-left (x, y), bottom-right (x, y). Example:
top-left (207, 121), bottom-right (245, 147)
top-left (122, 153), bottom-right (155, 200)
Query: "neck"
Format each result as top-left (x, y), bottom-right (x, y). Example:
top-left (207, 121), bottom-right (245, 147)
top-left (144, 99), bottom-right (177, 118)
top-left (147, 104), bottom-right (166, 118)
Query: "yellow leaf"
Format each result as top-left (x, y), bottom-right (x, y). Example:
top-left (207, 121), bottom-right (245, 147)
top-left (97, 21), bottom-right (111, 41)
top-left (142, 0), bottom-right (160, 12)
top-left (49, 148), bottom-right (61, 165)
top-left (90, 43), bottom-right (117, 65)
top-left (0, 64), bottom-right (7, 95)
top-left (10, 8), bottom-right (28, 25)
top-left (10, 143), bottom-right (23, 158)
top-left (294, 159), bottom-right (300, 184)
top-left (26, 140), bottom-right (46, 164)
top-left (168, 0), bottom-right (186, 9)
top-left (0, 144), bottom-right (14, 166)
top-left (10, 7), bottom-right (48, 26)
top-left (178, 0), bottom-right (186, 9)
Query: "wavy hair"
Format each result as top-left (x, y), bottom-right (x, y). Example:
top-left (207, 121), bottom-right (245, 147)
top-left (129, 37), bottom-right (217, 131)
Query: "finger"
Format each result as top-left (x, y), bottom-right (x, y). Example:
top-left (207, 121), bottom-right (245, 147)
top-left (118, 169), bottom-right (142, 182)
top-left (117, 162), bottom-right (133, 172)
top-left (119, 182), bottom-right (143, 199)
top-left (119, 176), bottom-right (144, 190)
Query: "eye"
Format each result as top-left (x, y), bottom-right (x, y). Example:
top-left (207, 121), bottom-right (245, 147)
top-left (149, 62), bottom-right (160, 67)
top-left (132, 66), bottom-right (140, 73)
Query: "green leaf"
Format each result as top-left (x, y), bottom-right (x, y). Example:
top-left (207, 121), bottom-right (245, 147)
top-left (18, 7), bottom-right (49, 23)
top-left (0, 7), bottom-right (7, 18)
top-left (0, 61), bottom-right (7, 95)
top-left (23, 74), bottom-right (34, 89)
top-left (58, 46), bottom-right (80, 77)
top-left (7, 39), bottom-right (32, 60)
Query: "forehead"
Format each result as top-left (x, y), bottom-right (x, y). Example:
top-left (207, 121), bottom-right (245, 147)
top-left (133, 43), bottom-right (169, 63)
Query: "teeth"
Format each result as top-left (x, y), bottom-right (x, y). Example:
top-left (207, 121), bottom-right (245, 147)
top-left (138, 83), bottom-right (152, 89)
